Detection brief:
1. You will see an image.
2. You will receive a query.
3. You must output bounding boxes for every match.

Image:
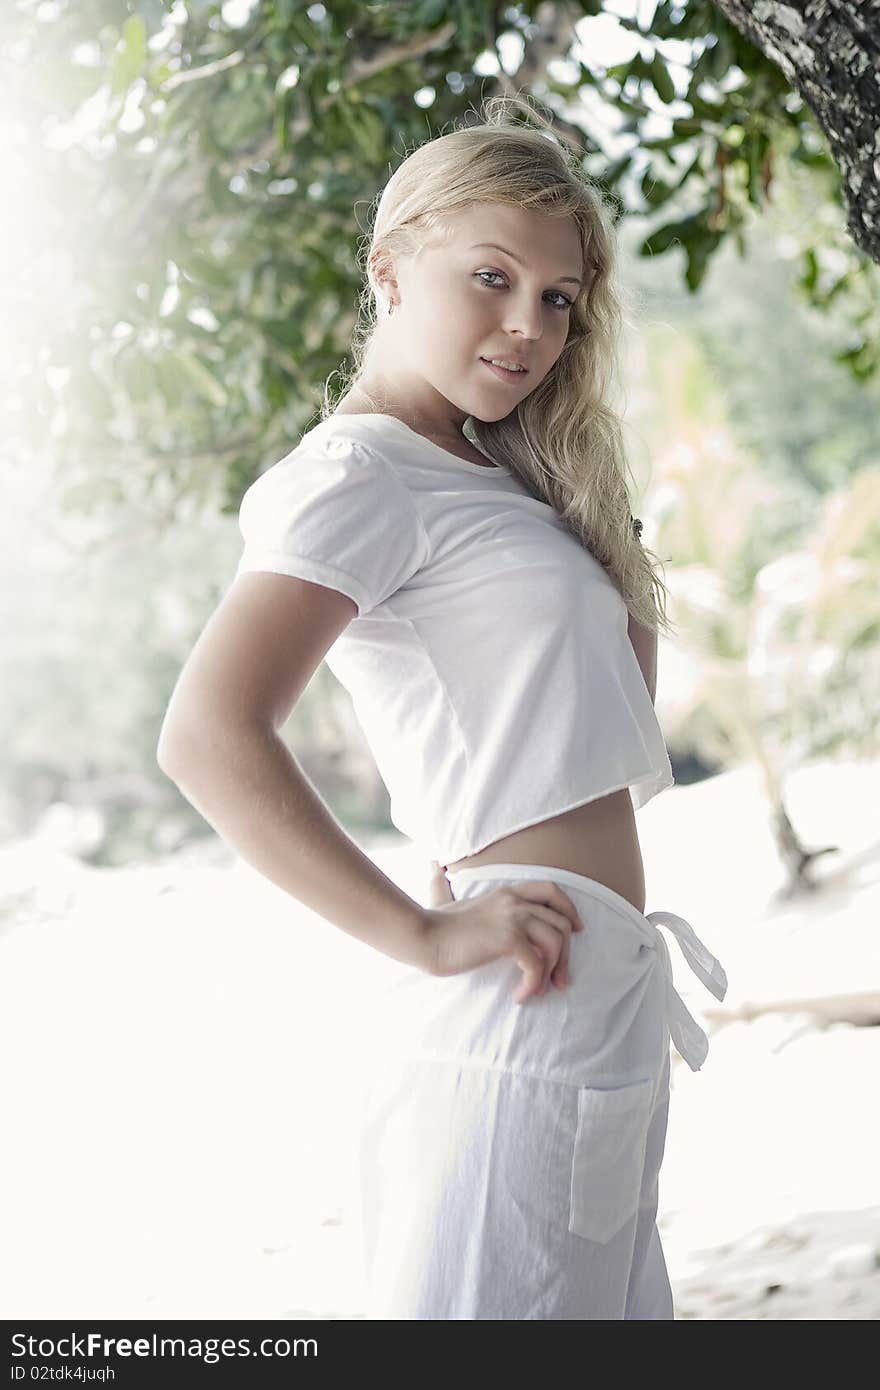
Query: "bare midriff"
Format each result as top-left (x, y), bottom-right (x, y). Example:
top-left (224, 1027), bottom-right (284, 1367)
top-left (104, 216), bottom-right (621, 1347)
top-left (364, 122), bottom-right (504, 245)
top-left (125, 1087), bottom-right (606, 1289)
top-left (444, 787), bottom-right (647, 916)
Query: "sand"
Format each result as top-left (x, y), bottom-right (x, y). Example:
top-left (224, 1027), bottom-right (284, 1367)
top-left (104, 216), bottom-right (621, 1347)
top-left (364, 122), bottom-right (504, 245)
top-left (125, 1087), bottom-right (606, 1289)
top-left (1, 757), bottom-right (877, 1319)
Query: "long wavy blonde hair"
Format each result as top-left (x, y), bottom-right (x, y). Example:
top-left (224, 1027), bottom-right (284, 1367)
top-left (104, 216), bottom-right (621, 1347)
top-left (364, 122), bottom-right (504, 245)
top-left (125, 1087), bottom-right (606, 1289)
top-left (322, 91), bottom-right (673, 636)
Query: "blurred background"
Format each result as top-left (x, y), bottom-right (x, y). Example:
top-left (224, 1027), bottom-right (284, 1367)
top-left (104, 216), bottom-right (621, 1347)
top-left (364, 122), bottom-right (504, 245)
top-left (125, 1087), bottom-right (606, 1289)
top-left (1, 0), bottom-right (878, 1320)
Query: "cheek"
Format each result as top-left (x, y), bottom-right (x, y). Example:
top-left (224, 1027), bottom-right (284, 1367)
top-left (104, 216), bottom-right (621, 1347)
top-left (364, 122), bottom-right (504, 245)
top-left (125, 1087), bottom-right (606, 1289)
top-left (457, 287), bottom-right (487, 327)
top-left (546, 325), bottom-right (570, 360)
top-left (423, 282), bottom-right (474, 329)
top-left (422, 291), bottom-right (491, 352)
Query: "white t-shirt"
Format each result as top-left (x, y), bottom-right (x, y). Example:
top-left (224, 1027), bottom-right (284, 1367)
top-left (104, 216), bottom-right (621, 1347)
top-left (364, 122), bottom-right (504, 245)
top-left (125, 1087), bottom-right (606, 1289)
top-left (236, 412), bottom-right (674, 863)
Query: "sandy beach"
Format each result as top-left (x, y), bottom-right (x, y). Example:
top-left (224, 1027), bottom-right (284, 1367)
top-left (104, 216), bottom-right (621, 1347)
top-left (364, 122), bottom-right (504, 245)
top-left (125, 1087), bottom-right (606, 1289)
top-left (1, 757), bottom-right (878, 1319)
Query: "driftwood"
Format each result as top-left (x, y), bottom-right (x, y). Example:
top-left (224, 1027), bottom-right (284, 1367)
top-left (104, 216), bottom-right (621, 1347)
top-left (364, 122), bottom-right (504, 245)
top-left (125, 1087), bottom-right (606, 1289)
top-left (705, 990), bottom-right (880, 1031)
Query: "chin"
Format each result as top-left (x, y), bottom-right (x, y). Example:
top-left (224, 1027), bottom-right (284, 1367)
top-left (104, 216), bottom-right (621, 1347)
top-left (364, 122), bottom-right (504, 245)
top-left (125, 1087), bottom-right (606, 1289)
top-left (473, 404), bottom-right (519, 424)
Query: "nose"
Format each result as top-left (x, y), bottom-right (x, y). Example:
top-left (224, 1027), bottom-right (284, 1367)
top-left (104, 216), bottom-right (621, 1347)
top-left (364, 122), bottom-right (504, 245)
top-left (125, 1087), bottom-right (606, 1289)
top-left (499, 297), bottom-right (545, 341)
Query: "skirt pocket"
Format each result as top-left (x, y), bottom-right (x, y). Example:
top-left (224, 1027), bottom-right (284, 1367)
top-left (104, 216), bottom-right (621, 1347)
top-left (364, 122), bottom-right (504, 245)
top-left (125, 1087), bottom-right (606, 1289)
top-left (568, 1076), bottom-right (654, 1245)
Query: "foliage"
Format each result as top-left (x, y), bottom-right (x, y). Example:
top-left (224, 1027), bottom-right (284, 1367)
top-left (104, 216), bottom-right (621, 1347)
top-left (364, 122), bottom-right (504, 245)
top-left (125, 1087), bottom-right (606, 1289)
top-left (3, 0), bottom-right (878, 856)
top-left (621, 305), bottom-right (880, 801)
top-left (3, 0), bottom-right (878, 522)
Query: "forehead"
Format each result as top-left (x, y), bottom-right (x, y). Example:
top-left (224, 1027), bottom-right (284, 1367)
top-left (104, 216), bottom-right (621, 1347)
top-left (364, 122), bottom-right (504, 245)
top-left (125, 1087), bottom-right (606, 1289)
top-left (437, 202), bottom-right (583, 273)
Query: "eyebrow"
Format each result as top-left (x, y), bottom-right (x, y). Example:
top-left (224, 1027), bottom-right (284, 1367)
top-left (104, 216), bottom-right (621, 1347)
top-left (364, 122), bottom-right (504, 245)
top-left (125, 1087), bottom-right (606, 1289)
top-left (468, 242), bottom-right (584, 287)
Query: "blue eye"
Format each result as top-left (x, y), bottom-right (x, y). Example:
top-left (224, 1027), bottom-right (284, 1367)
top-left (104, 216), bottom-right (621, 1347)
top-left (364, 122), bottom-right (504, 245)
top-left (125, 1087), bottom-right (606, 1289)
top-left (474, 269), bottom-right (573, 311)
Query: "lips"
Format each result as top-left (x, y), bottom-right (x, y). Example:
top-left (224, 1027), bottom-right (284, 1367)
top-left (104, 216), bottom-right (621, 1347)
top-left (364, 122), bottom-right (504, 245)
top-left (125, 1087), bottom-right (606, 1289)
top-left (481, 357), bottom-right (529, 381)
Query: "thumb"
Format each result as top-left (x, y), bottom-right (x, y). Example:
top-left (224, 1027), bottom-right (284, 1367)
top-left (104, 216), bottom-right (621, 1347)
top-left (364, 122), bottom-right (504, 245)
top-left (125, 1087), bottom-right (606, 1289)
top-left (428, 859), bottom-right (454, 906)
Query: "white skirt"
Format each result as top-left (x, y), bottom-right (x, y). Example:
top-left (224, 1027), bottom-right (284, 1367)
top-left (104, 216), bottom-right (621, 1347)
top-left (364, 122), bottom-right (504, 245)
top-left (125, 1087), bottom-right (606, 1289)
top-left (352, 862), bottom-right (728, 1320)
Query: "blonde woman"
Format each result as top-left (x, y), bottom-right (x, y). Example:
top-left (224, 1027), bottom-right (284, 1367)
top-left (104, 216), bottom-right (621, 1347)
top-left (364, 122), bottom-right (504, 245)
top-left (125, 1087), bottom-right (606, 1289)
top-left (158, 94), bottom-right (727, 1320)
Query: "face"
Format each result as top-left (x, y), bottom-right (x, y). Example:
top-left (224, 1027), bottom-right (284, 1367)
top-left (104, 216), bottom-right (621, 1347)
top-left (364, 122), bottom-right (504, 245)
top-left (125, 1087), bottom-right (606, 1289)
top-left (360, 201), bottom-right (585, 440)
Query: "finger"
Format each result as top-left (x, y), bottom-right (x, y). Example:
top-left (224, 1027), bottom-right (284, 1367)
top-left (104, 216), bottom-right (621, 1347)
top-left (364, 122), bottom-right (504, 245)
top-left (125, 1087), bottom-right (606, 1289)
top-left (552, 928), bottom-right (572, 988)
top-left (521, 908), bottom-right (577, 990)
top-left (510, 939), bottom-right (545, 1005)
top-left (508, 880), bottom-right (585, 936)
top-left (522, 922), bottom-right (561, 1000)
top-left (523, 916), bottom-right (565, 994)
top-left (538, 907), bottom-right (575, 988)
top-left (427, 860), bottom-right (454, 907)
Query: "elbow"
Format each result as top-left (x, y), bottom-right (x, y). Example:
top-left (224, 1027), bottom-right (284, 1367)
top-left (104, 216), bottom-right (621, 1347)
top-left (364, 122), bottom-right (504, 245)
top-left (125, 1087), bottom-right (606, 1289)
top-left (157, 715), bottom-right (260, 782)
top-left (156, 723), bottom-right (197, 781)
top-left (156, 742), bottom-right (181, 782)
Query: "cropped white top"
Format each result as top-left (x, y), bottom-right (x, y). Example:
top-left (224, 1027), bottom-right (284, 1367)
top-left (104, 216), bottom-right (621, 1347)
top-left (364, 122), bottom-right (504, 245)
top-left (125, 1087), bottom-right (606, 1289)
top-left (235, 412), bottom-right (674, 864)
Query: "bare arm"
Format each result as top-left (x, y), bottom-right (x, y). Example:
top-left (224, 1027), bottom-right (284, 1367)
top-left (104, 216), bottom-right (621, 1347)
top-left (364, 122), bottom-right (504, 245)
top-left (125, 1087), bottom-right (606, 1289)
top-left (157, 571), bottom-right (434, 971)
top-left (626, 611), bottom-right (657, 705)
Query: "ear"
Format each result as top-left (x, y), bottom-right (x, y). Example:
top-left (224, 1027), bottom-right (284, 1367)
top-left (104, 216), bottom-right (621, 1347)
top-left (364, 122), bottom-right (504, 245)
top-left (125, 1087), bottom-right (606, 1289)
top-left (368, 247), bottom-right (399, 309)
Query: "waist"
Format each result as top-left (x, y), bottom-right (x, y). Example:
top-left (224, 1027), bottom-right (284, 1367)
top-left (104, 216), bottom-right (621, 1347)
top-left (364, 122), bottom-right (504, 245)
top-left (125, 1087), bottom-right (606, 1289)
top-left (444, 788), bottom-right (646, 916)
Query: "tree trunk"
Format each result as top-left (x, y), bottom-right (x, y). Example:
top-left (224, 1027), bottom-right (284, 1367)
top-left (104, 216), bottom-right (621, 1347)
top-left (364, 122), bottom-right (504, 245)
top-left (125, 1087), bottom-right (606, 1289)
top-left (712, 0), bottom-right (880, 262)
top-left (770, 798), bottom-right (840, 896)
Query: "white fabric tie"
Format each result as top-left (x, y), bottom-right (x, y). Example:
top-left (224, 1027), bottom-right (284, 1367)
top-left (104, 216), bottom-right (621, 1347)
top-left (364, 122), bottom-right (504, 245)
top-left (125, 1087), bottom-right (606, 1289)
top-left (643, 910), bottom-right (729, 1072)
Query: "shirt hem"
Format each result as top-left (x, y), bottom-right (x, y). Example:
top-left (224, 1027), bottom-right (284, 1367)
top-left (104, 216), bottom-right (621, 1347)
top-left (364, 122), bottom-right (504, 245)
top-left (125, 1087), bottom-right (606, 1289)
top-left (236, 550), bottom-right (372, 615)
top-left (438, 767), bottom-right (674, 864)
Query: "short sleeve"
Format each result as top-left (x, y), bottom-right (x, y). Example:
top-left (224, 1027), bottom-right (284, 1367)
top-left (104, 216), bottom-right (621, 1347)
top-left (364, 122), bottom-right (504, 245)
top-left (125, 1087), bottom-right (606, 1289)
top-left (235, 436), bottom-right (429, 617)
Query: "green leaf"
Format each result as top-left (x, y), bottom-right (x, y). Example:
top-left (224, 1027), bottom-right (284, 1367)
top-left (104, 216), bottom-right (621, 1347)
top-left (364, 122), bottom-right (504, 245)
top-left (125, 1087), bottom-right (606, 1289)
top-left (649, 55), bottom-right (676, 106)
top-left (684, 242), bottom-right (710, 291)
top-left (638, 215), bottom-right (698, 256)
top-left (672, 148), bottom-right (704, 190)
top-left (683, 229), bottom-right (723, 291)
top-left (108, 15), bottom-right (147, 96)
top-left (707, 32), bottom-right (734, 81)
top-left (275, 87), bottom-right (292, 156)
top-left (168, 350), bottom-right (228, 407)
top-left (189, 252), bottom-right (232, 290)
top-left (640, 135), bottom-right (680, 151)
top-left (640, 168), bottom-right (677, 207)
top-left (208, 166), bottom-right (237, 213)
top-left (597, 151), bottom-right (634, 186)
top-left (799, 248), bottom-right (819, 294)
top-left (747, 129), bottom-right (770, 205)
top-left (264, 317), bottom-right (303, 351)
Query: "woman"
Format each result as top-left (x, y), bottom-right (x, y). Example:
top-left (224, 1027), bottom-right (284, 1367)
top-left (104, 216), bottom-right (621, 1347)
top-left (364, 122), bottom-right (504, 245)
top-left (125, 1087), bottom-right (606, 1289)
top-left (158, 94), bottom-right (727, 1320)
